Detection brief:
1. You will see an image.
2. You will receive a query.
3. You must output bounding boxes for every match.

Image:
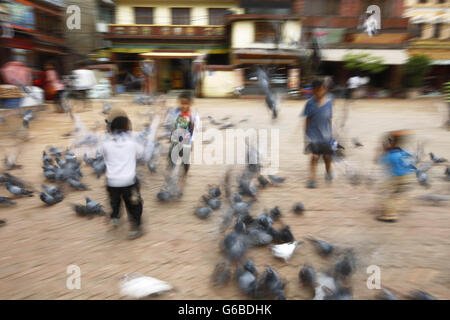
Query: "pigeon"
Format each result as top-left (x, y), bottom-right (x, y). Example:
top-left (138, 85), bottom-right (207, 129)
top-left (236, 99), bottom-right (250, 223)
top-left (4, 155), bottom-right (22, 170)
top-left (430, 152), bottom-right (447, 163)
top-left (270, 225), bottom-right (294, 243)
top-left (269, 206), bottom-right (281, 221)
top-left (417, 194), bottom-right (450, 206)
top-left (0, 219), bottom-right (5, 227)
top-left (211, 260), bottom-right (232, 287)
top-left (334, 251), bottom-right (356, 279)
top-left (0, 173), bottom-right (30, 189)
top-left (270, 241), bottom-right (303, 262)
top-left (92, 159), bottom-right (106, 178)
top-left (42, 152), bottom-right (53, 165)
top-left (208, 186), bottom-right (221, 198)
top-left (252, 213), bottom-right (273, 231)
top-left (67, 178), bottom-right (88, 191)
top-left (445, 167), bottom-right (450, 181)
top-left (232, 200), bottom-right (253, 215)
top-left (223, 223), bottom-right (249, 262)
top-left (86, 197), bottom-right (105, 215)
top-left (219, 123), bottom-right (235, 130)
top-left (257, 266), bottom-right (286, 300)
top-left (299, 264), bottom-right (316, 288)
top-left (247, 227), bottom-right (273, 247)
top-left (0, 196), bottom-right (16, 206)
top-left (44, 170), bottom-right (56, 181)
top-left (202, 195), bottom-right (221, 210)
top-left (324, 285), bottom-right (353, 300)
top-left (257, 175), bottom-right (269, 187)
top-left (49, 147), bottom-right (62, 157)
top-left (83, 153), bottom-right (94, 166)
top-left (41, 184), bottom-right (61, 197)
top-left (5, 182), bottom-right (33, 197)
top-left (120, 273), bottom-right (173, 299)
top-left (195, 206), bottom-right (213, 219)
top-left (236, 264), bottom-right (258, 298)
top-left (352, 138), bottom-right (364, 147)
top-left (157, 190), bottom-right (171, 202)
top-left (239, 117), bottom-right (249, 123)
top-left (268, 175), bottom-right (285, 184)
top-left (232, 193), bottom-right (243, 203)
top-left (377, 288), bottom-right (398, 300)
top-left (313, 272), bottom-right (337, 300)
top-left (102, 102), bottom-right (112, 114)
top-left (293, 202), bottom-right (305, 215)
top-left (416, 170), bottom-right (430, 188)
top-left (408, 290), bottom-right (437, 300)
top-left (40, 192), bottom-right (63, 206)
top-left (307, 236), bottom-right (335, 257)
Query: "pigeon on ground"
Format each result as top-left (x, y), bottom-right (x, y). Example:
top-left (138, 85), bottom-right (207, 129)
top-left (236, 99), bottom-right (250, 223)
top-left (42, 151), bottom-right (53, 165)
top-left (247, 227), bottom-right (273, 247)
top-left (377, 288), bottom-right (398, 300)
top-left (4, 155), bottom-right (22, 170)
top-left (219, 123), bottom-right (235, 130)
top-left (313, 272), bottom-right (337, 300)
top-left (223, 222), bottom-right (249, 262)
top-left (408, 290), bottom-right (437, 300)
top-left (40, 191), bottom-right (63, 206)
top-left (324, 285), bottom-right (353, 300)
top-left (252, 213), bottom-right (273, 231)
top-left (445, 167), bottom-right (450, 181)
top-left (269, 206), bottom-right (281, 221)
top-left (211, 260), bottom-right (232, 287)
top-left (268, 175), bottom-right (285, 184)
top-left (257, 266), bottom-right (286, 300)
top-left (120, 273), bottom-right (173, 299)
top-left (307, 236), bottom-right (335, 257)
top-left (270, 225), bottom-right (294, 243)
top-left (430, 152), bottom-right (447, 163)
top-left (0, 173), bottom-right (30, 189)
top-left (157, 190), bottom-right (171, 202)
top-left (334, 255), bottom-right (355, 279)
top-left (41, 184), bottom-right (61, 197)
top-left (232, 200), bottom-right (253, 215)
top-left (0, 219), bottom-right (5, 227)
top-left (257, 175), bottom-right (269, 187)
top-left (293, 202), bottom-right (305, 215)
top-left (232, 193), bottom-right (243, 203)
top-left (208, 186), bottom-right (221, 198)
top-left (0, 196), bottom-right (16, 205)
top-left (202, 195), bottom-right (221, 210)
top-left (5, 182), bottom-right (33, 197)
top-left (236, 262), bottom-right (258, 298)
top-left (195, 206), bottom-right (213, 219)
top-left (416, 169), bottom-right (430, 188)
top-left (49, 147), bottom-right (62, 157)
top-left (299, 264), bottom-right (316, 288)
top-left (86, 197), bottom-right (105, 215)
top-left (270, 241), bottom-right (303, 262)
top-left (67, 178), bottom-right (88, 191)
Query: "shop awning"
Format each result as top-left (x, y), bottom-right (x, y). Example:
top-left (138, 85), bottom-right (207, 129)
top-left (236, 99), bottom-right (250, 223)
top-left (140, 51), bottom-right (203, 58)
top-left (321, 49), bottom-right (408, 65)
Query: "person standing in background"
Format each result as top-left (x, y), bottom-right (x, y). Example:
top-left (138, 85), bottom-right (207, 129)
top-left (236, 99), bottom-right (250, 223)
top-left (44, 63), bottom-right (65, 112)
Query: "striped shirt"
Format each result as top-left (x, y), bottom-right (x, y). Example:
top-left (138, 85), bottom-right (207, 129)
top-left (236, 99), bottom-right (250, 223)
top-left (444, 81), bottom-right (450, 103)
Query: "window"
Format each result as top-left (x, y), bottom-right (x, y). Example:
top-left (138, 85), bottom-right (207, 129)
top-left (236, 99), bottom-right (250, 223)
top-left (172, 8), bottom-right (190, 25)
top-left (434, 23), bottom-right (441, 38)
top-left (255, 22), bottom-right (281, 43)
top-left (361, 0), bottom-right (392, 18)
top-left (208, 8), bottom-right (227, 25)
top-left (305, 0), bottom-right (341, 16)
top-left (134, 7), bottom-right (153, 24)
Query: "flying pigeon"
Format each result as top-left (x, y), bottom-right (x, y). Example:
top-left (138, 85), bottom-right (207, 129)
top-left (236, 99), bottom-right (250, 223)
top-left (307, 236), bottom-right (335, 257)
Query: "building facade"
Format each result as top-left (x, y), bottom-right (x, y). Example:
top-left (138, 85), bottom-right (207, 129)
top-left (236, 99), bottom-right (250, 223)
top-left (0, 0), bottom-right (67, 74)
top-left (104, 0), bottom-right (242, 93)
top-left (294, 0), bottom-right (411, 90)
top-left (227, 0), bottom-right (302, 95)
top-left (403, 0), bottom-right (450, 89)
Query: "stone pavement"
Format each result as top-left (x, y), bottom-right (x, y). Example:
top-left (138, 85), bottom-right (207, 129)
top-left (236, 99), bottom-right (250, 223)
top-left (0, 97), bottom-right (449, 299)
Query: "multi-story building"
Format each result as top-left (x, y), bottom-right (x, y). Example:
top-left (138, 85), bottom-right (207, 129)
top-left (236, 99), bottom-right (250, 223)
top-left (0, 0), bottom-right (67, 74)
top-left (295, 0), bottom-right (411, 90)
top-left (103, 0), bottom-right (241, 92)
top-left (226, 0), bottom-right (302, 94)
top-left (403, 0), bottom-right (450, 89)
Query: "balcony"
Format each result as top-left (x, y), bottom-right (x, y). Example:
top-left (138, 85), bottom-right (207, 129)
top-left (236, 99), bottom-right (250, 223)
top-left (105, 25), bottom-right (226, 41)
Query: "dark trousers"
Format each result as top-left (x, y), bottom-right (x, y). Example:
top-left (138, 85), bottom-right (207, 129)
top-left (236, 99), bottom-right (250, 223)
top-left (107, 181), bottom-right (143, 227)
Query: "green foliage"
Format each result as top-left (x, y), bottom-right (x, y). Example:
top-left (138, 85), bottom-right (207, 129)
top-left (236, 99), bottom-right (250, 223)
top-left (343, 53), bottom-right (387, 74)
top-left (403, 54), bottom-right (431, 88)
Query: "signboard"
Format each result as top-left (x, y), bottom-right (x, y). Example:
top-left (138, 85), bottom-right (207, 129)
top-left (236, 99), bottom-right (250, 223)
top-left (313, 28), bottom-right (345, 45)
top-left (3, 0), bottom-right (35, 30)
top-left (40, 0), bottom-right (66, 7)
top-left (288, 68), bottom-right (300, 91)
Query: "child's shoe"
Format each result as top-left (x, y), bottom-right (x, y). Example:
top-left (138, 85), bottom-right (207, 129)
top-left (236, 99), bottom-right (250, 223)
top-left (306, 180), bottom-right (317, 189)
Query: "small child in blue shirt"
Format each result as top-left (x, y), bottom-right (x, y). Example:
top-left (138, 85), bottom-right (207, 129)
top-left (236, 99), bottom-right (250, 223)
top-left (377, 130), bottom-right (415, 222)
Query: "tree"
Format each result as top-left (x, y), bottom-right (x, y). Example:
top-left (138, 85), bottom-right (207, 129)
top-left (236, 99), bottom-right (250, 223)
top-left (403, 54), bottom-right (431, 88)
top-left (343, 52), bottom-right (387, 75)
